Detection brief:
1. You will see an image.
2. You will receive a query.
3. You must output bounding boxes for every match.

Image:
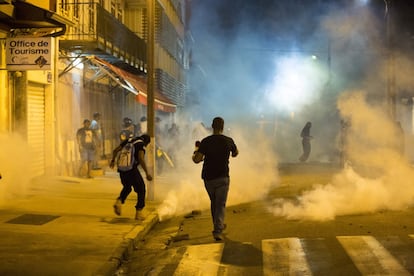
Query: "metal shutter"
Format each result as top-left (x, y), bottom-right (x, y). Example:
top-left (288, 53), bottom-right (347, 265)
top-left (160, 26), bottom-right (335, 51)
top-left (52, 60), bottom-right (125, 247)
top-left (27, 82), bottom-right (45, 177)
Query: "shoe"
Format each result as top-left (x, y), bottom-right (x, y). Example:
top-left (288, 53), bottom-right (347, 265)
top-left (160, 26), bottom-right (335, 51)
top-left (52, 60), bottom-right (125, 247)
top-left (135, 209), bottom-right (146, 220)
top-left (113, 200), bottom-right (122, 216)
top-left (213, 233), bottom-right (224, 241)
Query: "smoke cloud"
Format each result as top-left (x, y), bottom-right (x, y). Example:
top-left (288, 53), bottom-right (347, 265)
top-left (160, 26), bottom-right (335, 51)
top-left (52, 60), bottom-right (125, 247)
top-left (0, 134), bottom-right (32, 205)
top-left (264, 3), bottom-right (414, 220)
top-left (268, 91), bottom-right (414, 220)
top-left (158, 1), bottom-right (414, 221)
top-left (156, 125), bottom-right (279, 221)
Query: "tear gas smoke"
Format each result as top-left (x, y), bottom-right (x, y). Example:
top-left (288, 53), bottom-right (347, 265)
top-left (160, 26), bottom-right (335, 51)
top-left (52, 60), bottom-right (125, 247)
top-left (0, 134), bottom-right (32, 206)
top-left (158, 1), bottom-right (414, 221)
top-left (156, 124), bottom-right (279, 221)
top-left (268, 91), bottom-right (414, 220)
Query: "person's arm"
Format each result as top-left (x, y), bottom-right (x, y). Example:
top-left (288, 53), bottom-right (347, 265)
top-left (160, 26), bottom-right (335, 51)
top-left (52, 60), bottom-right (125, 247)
top-left (76, 130), bottom-right (83, 152)
top-left (231, 139), bottom-right (239, 157)
top-left (192, 151), bottom-right (204, 163)
top-left (192, 140), bottom-right (204, 163)
top-left (138, 150), bottom-right (153, 181)
top-left (231, 147), bottom-right (239, 157)
top-left (109, 141), bottom-right (125, 169)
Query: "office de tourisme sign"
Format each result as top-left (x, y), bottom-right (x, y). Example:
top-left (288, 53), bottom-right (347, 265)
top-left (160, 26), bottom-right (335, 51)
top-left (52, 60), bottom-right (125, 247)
top-left (6, 37), bottom-right (52, 70)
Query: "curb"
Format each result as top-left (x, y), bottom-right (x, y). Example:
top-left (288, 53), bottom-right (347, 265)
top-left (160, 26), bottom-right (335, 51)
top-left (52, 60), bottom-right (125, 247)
top-left (94, 212), bottom-right (160, 276)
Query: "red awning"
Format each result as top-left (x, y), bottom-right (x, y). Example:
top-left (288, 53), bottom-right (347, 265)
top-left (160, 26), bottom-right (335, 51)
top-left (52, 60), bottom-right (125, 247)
top-left (90, 56), bottom-right (176, 113)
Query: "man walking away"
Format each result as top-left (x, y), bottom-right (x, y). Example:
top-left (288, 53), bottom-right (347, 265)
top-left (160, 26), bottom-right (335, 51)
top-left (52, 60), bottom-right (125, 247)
top-left (110, 134), bottom-right (153, 220)
top-left (192, 117), bottom-right (239, 241)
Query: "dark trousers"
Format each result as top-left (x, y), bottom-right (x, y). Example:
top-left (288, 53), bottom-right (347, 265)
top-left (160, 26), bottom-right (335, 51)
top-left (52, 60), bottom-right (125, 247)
top-left (118, 168), bottom-right (146, 210)
top-left (204, 177), bottom-right (229, 235)
top-left (299, 138), bottom-right (311, 162)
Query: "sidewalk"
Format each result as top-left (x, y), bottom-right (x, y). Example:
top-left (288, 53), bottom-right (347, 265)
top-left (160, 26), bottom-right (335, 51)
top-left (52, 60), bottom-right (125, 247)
top-left (0, 170), bottom-right (160, 276)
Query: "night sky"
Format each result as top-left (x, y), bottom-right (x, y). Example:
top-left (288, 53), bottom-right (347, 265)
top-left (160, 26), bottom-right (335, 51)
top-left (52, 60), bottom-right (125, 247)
top-left (187, 0), bottom-right (414, 145)
top-left (188, 0), bottom-right (414, 105)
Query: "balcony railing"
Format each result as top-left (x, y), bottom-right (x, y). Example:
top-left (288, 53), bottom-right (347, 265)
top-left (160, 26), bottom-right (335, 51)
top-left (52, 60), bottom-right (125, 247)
top-left (59, 2), bottom-right (146, 71)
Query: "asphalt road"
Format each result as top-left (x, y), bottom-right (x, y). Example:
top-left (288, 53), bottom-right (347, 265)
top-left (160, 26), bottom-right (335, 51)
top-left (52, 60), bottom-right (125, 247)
top-left (119, 163), bottom-right (414, 275)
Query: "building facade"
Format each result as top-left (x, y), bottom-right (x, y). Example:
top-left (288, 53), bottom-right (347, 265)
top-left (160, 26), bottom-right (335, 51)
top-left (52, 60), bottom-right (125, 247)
top-left (0, 0), bottom-right (189, 177)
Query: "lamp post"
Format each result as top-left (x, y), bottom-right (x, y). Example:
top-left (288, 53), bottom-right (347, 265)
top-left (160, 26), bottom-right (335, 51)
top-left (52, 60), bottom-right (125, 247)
top-left (146, 0), bottom-right (156, 200)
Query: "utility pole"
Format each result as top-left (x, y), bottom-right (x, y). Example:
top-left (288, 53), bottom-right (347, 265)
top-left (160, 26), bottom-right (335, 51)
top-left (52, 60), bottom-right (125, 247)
top-left (146, 0), bottom-right (156, 200)
top-left (386, 0), bottom-right (396, 120)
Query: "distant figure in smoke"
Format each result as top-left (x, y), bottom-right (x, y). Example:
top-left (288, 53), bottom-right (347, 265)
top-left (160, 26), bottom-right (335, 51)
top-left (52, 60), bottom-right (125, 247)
top-left (139, 116), bottom-right (147, 135)
top-left (299, 121), bottom-right (312, 162)
top-left (394, 121), bottom-right (404, 156)
top-left (119, 117), bottom-right (135, 142)
top-left (90, 112), bottom-right (103, 168)
top-left (76, 119), bottom-right (97, 178)
top-left (192, 117), bottom-right (239, 241)
top-left (167, 123), bottom-right (180, 164)
top-left (339, 119), bottom-right (350, 168)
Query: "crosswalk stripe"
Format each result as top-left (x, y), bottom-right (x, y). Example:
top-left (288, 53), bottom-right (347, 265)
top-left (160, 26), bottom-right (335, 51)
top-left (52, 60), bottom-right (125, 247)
top-left (173, 243), bottom-right (225, 276)
top-left (337, 235), bottom-right (411, 275)
top-left (262, 238), bottom-right (312, 276)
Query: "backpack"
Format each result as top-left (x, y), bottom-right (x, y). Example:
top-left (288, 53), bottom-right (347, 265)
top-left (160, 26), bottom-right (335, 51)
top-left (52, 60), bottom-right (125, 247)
top-left (116, 139), bottom-right (142, 171)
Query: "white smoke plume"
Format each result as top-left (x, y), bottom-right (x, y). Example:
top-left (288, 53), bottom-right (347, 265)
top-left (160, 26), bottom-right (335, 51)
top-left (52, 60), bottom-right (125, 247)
top-left (267, 91), bottom-right (414, 220)
top-left (0, 133), bottom-right (32, 205)
top-left (156, 123), bottom-right (279, 221)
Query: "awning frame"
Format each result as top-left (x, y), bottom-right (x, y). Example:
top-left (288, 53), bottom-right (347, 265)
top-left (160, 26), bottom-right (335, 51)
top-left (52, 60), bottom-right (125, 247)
top-left (88, 56), bottom-right (177, 112)
top-left (88, 56), bottom-right (138, 94)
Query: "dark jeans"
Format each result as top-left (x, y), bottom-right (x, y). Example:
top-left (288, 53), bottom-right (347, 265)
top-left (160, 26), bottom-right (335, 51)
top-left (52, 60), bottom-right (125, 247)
top-left (118, 168), bottom-right (146, 210)
top-left (204, 177), bottom-right (229, 235)
top-left (299, 138), bottom-right (311, 162)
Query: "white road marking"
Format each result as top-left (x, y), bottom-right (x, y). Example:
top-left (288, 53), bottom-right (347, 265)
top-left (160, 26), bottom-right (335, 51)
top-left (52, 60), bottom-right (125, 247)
top-left (262, 237), bottom-right (312, 276)
top-left (173, 243), bottom-right (225, 276)
top-left (337, 235), bottom-right (411, 276)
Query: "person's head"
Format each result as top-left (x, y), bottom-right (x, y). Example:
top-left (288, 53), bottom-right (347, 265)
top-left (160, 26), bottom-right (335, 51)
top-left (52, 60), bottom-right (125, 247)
top-left (212, 117), bottom-right (224, 132)
top-left (83, 119), bottom-right (91, 127)
top-left (123, 117), bottom-right (132, 127)
top-left (93, 112), bottom-right (101, 120)
top-left (140, 134), bottom-right (151, 146)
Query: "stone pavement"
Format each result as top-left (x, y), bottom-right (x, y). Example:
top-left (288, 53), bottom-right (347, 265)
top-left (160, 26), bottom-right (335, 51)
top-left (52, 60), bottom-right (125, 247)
top-left (0, 170), bottom-right (160, 276)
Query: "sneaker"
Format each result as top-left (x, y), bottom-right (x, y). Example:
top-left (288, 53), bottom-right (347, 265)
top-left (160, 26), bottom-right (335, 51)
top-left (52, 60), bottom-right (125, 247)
top-left (113, 200), bottom-right (122, 216)
top-left (135, 209), bottom-right (146, 220)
